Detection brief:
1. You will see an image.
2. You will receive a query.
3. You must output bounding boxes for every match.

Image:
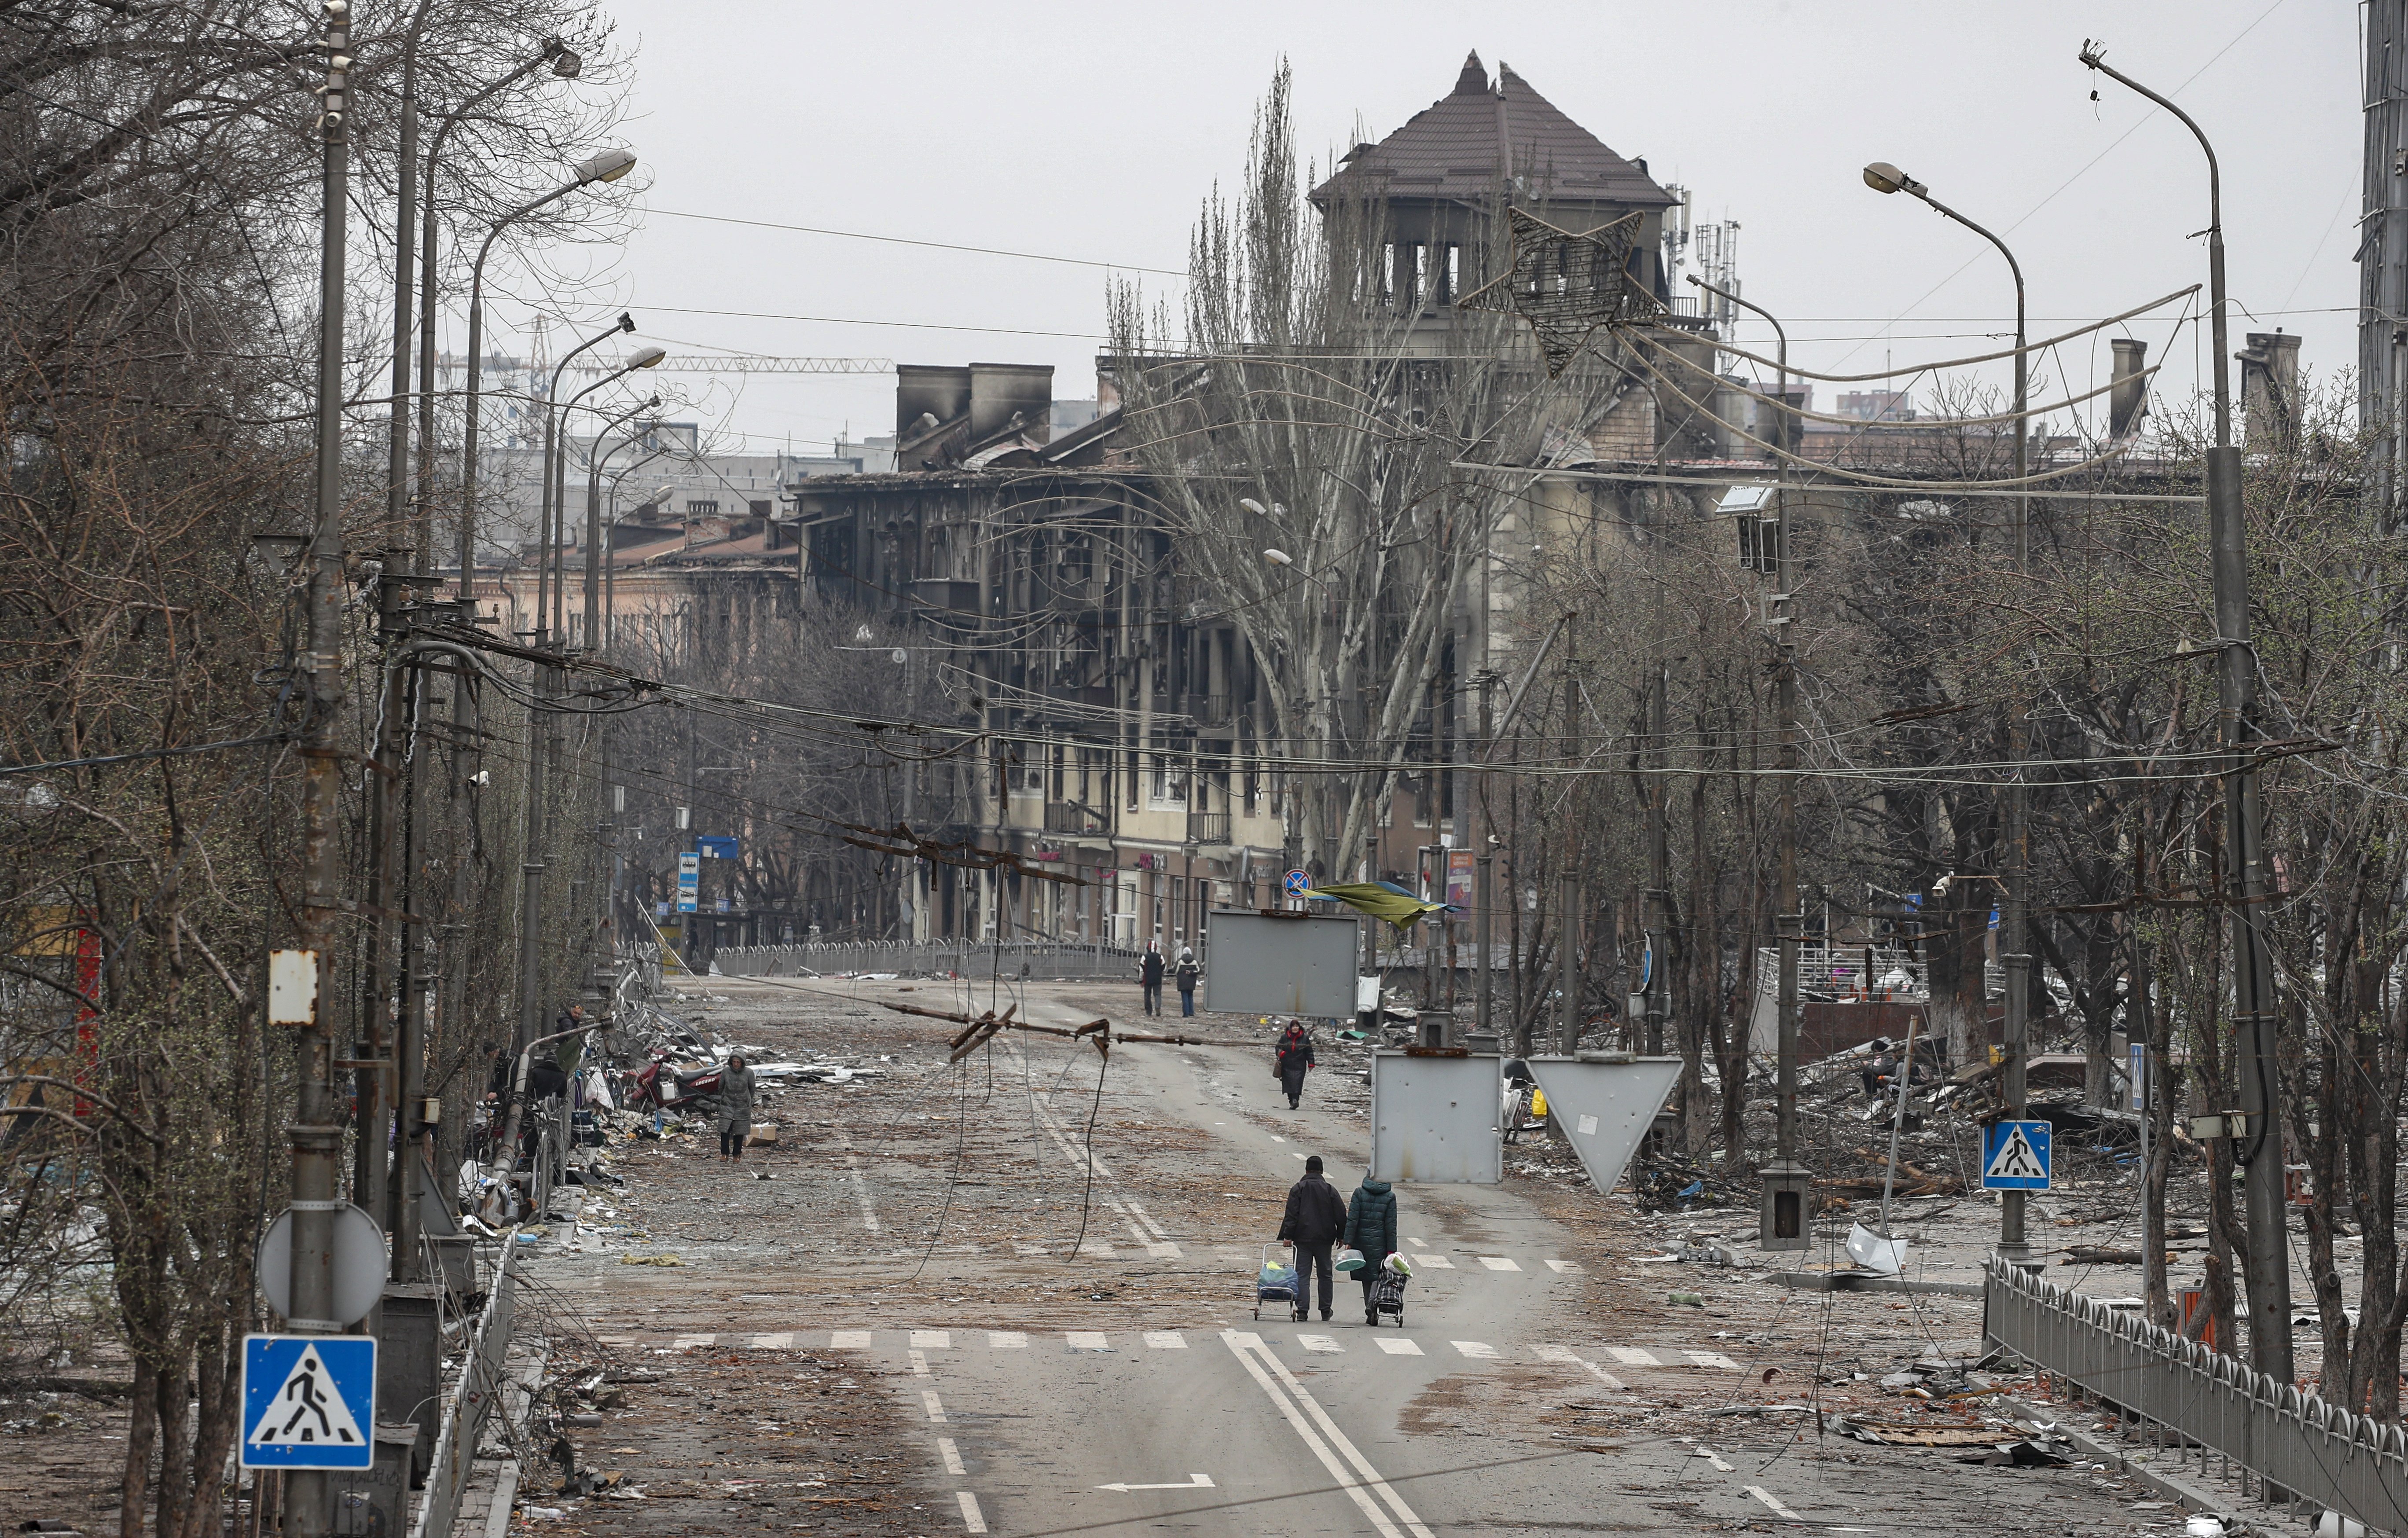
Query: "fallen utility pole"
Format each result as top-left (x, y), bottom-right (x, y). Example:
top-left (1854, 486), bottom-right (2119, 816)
top-left (284, 6), bottom-right (350, 1534)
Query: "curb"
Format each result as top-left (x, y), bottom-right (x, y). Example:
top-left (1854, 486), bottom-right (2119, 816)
top-left (1769, 1270), bottom-right (1983, 1298)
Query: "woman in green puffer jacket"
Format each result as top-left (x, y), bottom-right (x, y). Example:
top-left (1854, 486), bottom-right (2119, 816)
top-left (1343, 1174), bottom-right (1398, 1325)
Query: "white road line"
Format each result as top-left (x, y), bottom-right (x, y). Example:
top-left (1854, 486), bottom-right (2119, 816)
top-left (1406, 1236), bottom-right (1426, 1248)
top-left (830, 1330), bottom-right (872, 1349)
top-left (921, 1389), bottom-right (947, 1423)
top-left (1065, 1331), bottom-right (1110, 1351)
top-left (908, 1350), bottom-right (931, 1377)
top-left (1297, 1334), bottom-right (1343, 1354)
top-left (954, 1490), bottom-right (987, 1533)
top-left (833, 1126), bottom-right (882, 1233)
top-left (1544, 1259), bottom-right (1579, 1273)
top-left (1684, 1350), bottom-right (1743, 1370)
top-left (1144, 1240), bottom-right (1184, 1258)
top-left (1606, 1346), bottom-right (1662, 1367)
top-left (749, 1332), bottom-right (793, 1349)
top-left (1241, 1335), bottom-right (1437, 1538)
top-left (1218, 1333), bottom-right (1416, 1538)
top-left (1681, 1439), bottom-right (1735, 1473)
top-left (1143, 1331), bottom-right (1186, 1349)
top-left (1476, 1256), bottom-right (1521, 1271)
top-left (1532, 1343), bottom-right (1626, 1390)
top-left (938, 1437), bottom-right (966, 1476)
top-left (1451, 1341), bottom-right (1498, 1359)
top-left (911, 1330), bottom-right (953, 1349)
top-left (1415, 1254), bottom-right (1455, 1269)
top-left (1747, 1486), bottom-right (1802, 1521)
top-left (1124, 1200), bottom-right (1172, 1242)
top-left (987, 1331), bottom-right (1027, 1349)
top-left (1374, 1338), bottom-right (1423, 1356)
top-left (1076, 1240), bottom-right (1120, 1259)
top-left (671, 1333), bottom-right (715, 1349)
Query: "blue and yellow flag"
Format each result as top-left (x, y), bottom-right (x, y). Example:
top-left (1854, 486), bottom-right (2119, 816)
top-left (1303, 881), bottom-right (1451, 933)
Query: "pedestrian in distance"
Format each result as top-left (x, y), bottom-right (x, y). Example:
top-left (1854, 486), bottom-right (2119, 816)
top-left (1138, 940), bottom-right (1166, 1017)
top-left (1174, 946), bottom-right (1201, 1017)
top-left (717, 1053), bottom-right (756, 1162)
top-left (1277, 1154), bottom-right (1348, 1321)
top-left (1274, 1020), bottom-right (1315, 1109)
top-left (1343, 1171), bottom-right (1399, 1325)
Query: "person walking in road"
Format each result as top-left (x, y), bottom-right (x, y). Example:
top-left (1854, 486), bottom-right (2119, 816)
top-left (1138, 941), bottom-right (1166, 1016)
top-left (1274, 1020), bottom-right (1315, 1109)
top-left (1343, 1171), bottom-right (1399, 1325)
top-left (1277, 1154), bottom-right (1348, 1321)
top-left (1174, 946), bottom-right (1201, 1017)
top-left (716, 1053), bottom-right (756, 1162)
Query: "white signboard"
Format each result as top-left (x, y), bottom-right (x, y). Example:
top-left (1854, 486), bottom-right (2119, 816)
top-left (1201, 910), bottom-right (1359, 1018)
top-left (1369, 1050), bottom-right (1502, 1184)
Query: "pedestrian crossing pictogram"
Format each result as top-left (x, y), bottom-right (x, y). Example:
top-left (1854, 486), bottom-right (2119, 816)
top-left (241, 1336), bottom-right (375, 1469)
top-left (1981, 1120), bottom-right (2052, 1191)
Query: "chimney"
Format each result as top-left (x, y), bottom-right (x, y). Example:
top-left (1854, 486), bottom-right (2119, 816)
top-left (967, 363), bottom-right (1054, 442)
top-left (2236, 331), bottom-right (2301, 451)
top-left (2108, 338), bottom-right (2149, 438)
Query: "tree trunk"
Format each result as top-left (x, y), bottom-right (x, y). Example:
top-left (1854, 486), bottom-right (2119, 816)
top-left (121, 1354), bottom-right (157, 1538)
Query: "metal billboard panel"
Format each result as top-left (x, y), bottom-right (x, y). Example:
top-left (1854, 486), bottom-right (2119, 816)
top-left (1201, 910), bottom-right (1359, 1018)
top-left (1369, 1050), bottom-right (1502, 1184)
top-left (1523, 1055), bottom-right (1683, 1196)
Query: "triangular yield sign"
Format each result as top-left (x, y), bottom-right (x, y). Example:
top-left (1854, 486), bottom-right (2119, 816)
top-left (1523, 1056), bottom-right (1683, 1196)
top-left (246, 1343), bottom-right (365, 1451)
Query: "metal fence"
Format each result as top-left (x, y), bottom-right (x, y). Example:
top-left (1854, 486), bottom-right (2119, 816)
top-left (714, 939), bottom-right (1142, 980)
top-left (1985, 1259), bottom-right (2408, 1531)
top-left (408, 1244), bottom-right (517, 1538)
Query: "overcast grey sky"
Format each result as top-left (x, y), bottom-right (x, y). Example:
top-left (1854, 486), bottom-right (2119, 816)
top-left (484, 0), bottom-right (2358, 457)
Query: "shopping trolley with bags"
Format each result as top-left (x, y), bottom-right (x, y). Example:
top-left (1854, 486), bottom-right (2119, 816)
top-left (1368, 1252), bottom-right (1410, 1326)
top-left (1253, 1241), bottom-right (1307, 1321)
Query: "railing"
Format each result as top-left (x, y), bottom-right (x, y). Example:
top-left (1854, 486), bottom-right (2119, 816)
top-left (408, 1243), bottom-right (517, 1538)
top-left (1984, 1259), bottom-right (2408, 1530)
top-left (1186, 809), bottom-right (1231, 844)
top-left (714, 938), bottom-right (1144, 980)
top-left (1045, 802), bottom-right (1108, 836)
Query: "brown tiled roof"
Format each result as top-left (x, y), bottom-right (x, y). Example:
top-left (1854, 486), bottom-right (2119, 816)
top-left (1313, 51), bottom-right (1673, 211)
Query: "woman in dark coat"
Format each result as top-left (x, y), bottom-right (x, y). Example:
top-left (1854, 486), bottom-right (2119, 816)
top-left (1274, 1021), bottom-right (1314, 1109)
top-left (1343, 1174), bottom-right (1399, 1325)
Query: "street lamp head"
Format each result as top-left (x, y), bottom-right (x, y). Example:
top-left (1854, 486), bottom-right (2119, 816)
top-left (573, 148), bottom-right (637, 185)
top-left (1238, 497), bottom-right (1266, 515)
top-left (1262, 548), bottom-right (1293, 567)
top-left (1862, 162), bottom-right (1927, 198)
top-left (627, 346), bottom-right (667, 370)
top-left (548, 40), bottom-right (585, 78)
top-left (617, 312), bottom-right (635, 333)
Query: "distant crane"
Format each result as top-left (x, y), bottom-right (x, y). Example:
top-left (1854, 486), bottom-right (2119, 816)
top-left (562, 355), bottom-right (894, 375)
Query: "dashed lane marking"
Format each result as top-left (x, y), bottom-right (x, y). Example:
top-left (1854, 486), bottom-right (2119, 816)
top-left (937, 1437), bottom-right (965, 1476)
top-left (1373, 1338), bottom-right (1423, 1356)
top-left (908, 1350), bottom-right (930, 1377)
top-left (954, 1490), bottom-right (987, 1534)
top-left (921, 1390), bottom-right (947, 1423)
top-left (1747, 1486), bottom-right (1802, 1522)
top-left (1680, 1439), bottom-right (1735, 1473)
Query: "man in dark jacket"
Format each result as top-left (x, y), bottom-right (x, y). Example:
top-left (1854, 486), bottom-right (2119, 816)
top-left (1277, 1155), bottom-right (1348, 1321)
top-left (1138, 943), bottom-right (1166, 1016)
top-left (1274, 1021), bottom-right (1314, 1108)
top-left (1343, 1173), bottom-right (1399, 1325)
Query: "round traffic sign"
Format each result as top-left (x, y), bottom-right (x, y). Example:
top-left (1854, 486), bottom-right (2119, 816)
top-left (1283, 867), bottom-right (1311, 896)
top-left (256, 1203), bottom-right (389, 1327)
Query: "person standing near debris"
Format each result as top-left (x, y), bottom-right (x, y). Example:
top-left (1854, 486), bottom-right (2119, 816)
top-left (1138, 941), bottom-right (1166, 1017)
top-left (1343, 1170), bottom-right (1398, 1325)
top-left (716, 1053), bottom-right (756, 1162)
top-left (1274, 1020), bottom-right (1314, 1109)
top-left (1174, 947), bottom-right (1201, 1017)
top-left (1277, 1154), bottom-right (1347, 1321)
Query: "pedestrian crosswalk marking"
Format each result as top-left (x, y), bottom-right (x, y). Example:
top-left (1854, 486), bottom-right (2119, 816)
top-left (1417, 1254), bottom-right (1454, 1269)
top-left (1607, 1346), bottom-right (1662, 1366)
top-left (1297, 1335), bottom-right (1343, 1354)
top-left (1452, 1341), bottom-right (1498, 1359)
top-left (672, 1333), bottom-right (715, 1350)
top-left (1144, 1241), bottom-right (1183, 1259)
top-left (1544, 1259), bottom-right (1579, 1273)
top-left (1143, 1332), bottom-right (1186, 1350)
top-left (246, 1343), bottom-right (366, 1454)
top-left (1065, 1332), bottom-right (1110, 1351)
top-left (749, 1332), bottom-right (792, 1350)
top-left (1478, 1256), bottom-right (1521, 1272)
top-left (910, 1330), bottom-right (952, 1350)
top-left (987, 1332), bottom-right (1026, 1349)
top-left (1683, 1350), bottom-right (1742, 1370)
top-left (830, 1331), bottom-right (872, 1349)
top-left (1374, 1338), bottom-right (1423, 1356)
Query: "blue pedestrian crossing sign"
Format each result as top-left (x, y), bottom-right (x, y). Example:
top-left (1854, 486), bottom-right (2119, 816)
top-left (241, 1335), bottom-right (375, 1469)
top-left (1981, 1120), bottom-right (2053, 1191)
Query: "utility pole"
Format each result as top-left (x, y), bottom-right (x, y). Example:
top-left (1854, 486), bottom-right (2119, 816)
top-left (286, 6), bottom-right (350, 1534)
top-left (1644, 656), bottom-right (1670, 1058)
top-left (1555, 629), bottom-right (1582, 1053)
top-left (2080, 41), bottom-right (2289, 1377)
top-left (2367, 1), bottom-right (2408, 532)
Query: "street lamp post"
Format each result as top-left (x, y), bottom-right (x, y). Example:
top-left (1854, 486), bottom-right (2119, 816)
top-left (534, 322), bottom-right (645, 642)
top-left (1690, 273), bottom-right (1810, 1249)
top-left (2078, 41), bottom-right (2288, 1380)
top-left (1864, 160), bottom-right (2033, 1266)
top-left (584, 399), bottom-right (663, 649)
